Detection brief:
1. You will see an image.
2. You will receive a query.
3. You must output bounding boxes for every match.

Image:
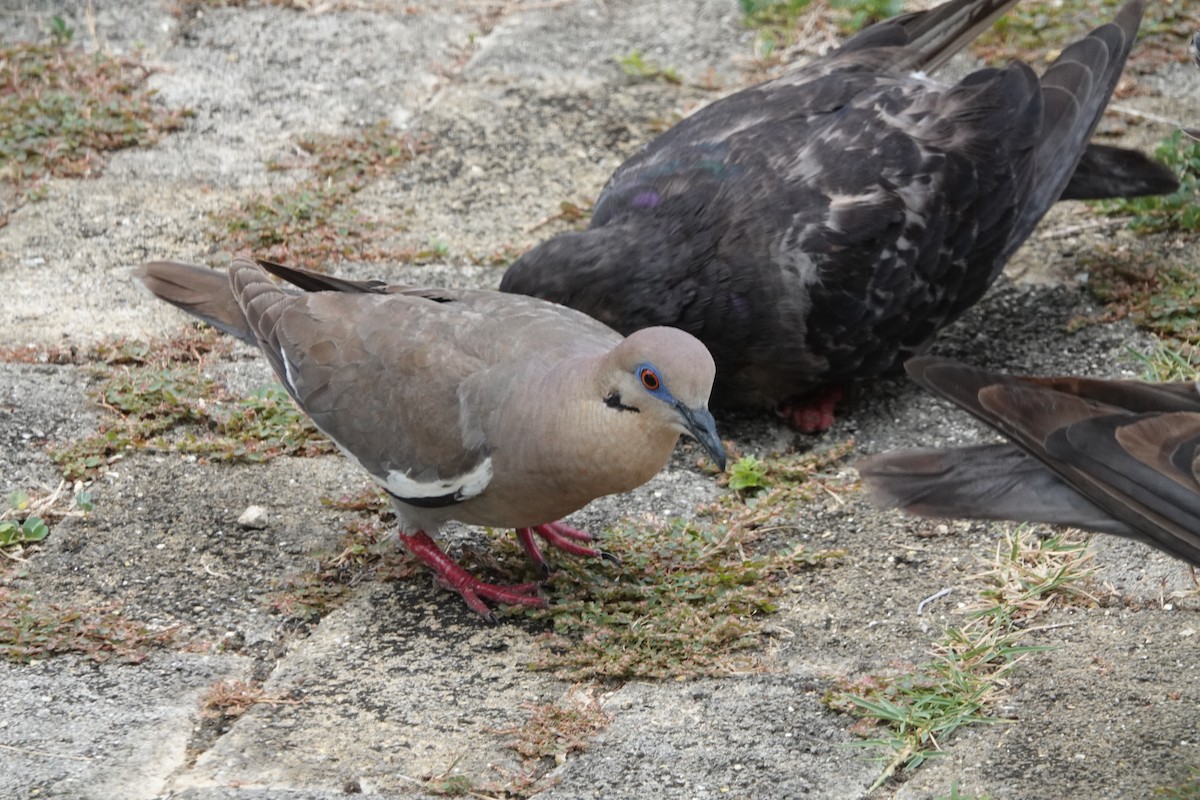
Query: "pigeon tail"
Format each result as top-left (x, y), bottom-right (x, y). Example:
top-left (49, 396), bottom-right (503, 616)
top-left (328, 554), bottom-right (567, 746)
top-left (1001, 0), bottom-right (1145, 260)
top-left (1059, 143), bottom-right (1180, 200)
top-left (135, 259), bottom-right (394, 345)
top-left (257, 258), bottom-right (390, 294)
top-left (881, 0), bottom-right (1020, 73)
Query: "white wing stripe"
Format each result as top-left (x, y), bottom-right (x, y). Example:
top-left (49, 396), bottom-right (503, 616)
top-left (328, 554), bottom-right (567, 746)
top-left (383, 457), bottom-right (493, 501)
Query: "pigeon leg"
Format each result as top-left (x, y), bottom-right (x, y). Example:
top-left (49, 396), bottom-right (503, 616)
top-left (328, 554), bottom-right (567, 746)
top-left (777, 385), bottom-right (845, 433)
top-left (515, 522), bottom-right (620, 576)
top-left (398, 531), bottom-right (546, 616)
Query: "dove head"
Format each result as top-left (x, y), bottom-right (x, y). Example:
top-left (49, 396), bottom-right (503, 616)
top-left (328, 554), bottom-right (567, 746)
top-left (602, 326), bottom-right (725, 470)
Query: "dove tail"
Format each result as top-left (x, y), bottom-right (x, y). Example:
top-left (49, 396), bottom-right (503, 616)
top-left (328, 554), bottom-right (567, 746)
top-left (136, 261), bottom-right (255, 344)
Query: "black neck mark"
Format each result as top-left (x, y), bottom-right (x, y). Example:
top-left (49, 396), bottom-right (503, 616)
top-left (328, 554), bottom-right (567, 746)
top-left (387, 488), bottom-right (463, 509)
top-left (604, 392), bottom-right (640, 413)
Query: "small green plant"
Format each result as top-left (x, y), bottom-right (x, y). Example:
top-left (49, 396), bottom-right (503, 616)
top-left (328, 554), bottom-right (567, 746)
top-left (214, 385), bottom-right (332, 461)
top-left (1076, 249), bottom-right (1200, 348)
top-left (830, 0), bottom-right (903, 33)
top-left (615, 50), bottom-right (681, 84)
top-left (0, 485), bottom-right (93, 561)
top-left (1125, 341), bottom-right (1200, 382)
top-left (421, 775), bottom-right (476, 796)
top-left (467, 689), bottom-right (614, 795)
top-left (524, 198), bottom-right (595, 236)
top-left (1156, 768), bottom-right (1200, 799)
top-left (740, 0), bottom-right (900, 57)
top-left (51, 363), bottom-right (218, 479)
top-left (48, 15), bottom-right (74, 45)
top-left (47, 330), bottom-right (332, 481)
top-left (525, 519), bottom-right (838, 678)
top-left (937, 785), bottom-right (995, 800)
top-left (200, 677), bottom-right (299, 734)
top-left (974, 0), bottom-right (1198, 72)
top-left (469, 242), bottom-right (526, 267)
top-left (218, 184), bottom-right (362, 258)
top-left (740, 0), bottom-right (811, 32)
top-left (973, 0), bottom-right (1123, 66)
top-left (723, 440), bottom-right (855, 496)
top-left (0, 514), bottom-right (48, 548)
top-left (727, 455), bottom-right (769, 494)
top-left (1094, 131), bottom-right (1200, 234)
top-left (971, 529), bottom-right (1097, 626)
top-left (740, 0), bottom-right (810, 25)
top-left (501, 691), bottom-right (612, 763)
top-left (739, 0), bottom-right (812, 57)
top-left (834, 652), bottom-right (1018, 786)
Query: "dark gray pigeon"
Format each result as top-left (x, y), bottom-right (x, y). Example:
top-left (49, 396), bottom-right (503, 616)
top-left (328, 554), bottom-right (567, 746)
top-left (857, 357), bottom-right (1200, 566)
top-left (501, 0), bottom-right (1177, 431)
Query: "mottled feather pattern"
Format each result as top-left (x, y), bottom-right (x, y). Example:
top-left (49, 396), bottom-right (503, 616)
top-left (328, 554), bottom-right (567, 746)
top-left (859, 358), bottom-right (1200, 565)
top-left (501, 0), bottom-right (1170, 415)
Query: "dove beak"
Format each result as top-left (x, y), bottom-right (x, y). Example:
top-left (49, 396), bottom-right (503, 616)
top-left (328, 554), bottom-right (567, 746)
top-left (678, 403), bottom-right (726, 471)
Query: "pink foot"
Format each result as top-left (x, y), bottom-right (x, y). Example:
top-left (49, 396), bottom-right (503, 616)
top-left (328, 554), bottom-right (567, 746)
top-left (515, 522), bottom-right (618, 575)
top-left (777, 385), bottom-right (845, 433)
top-left (398, 531), bottom-right (547, 617)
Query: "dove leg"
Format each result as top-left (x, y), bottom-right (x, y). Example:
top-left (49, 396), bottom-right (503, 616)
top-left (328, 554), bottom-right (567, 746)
top-left (398, 531), bottom-right (547, 616)
top-left (777, 385), bottom-right (845, 433)
top-left (515, 522), bottom-right (619, 576)
top-left (538, 522), bottom-right (621, 565)
top-left (538, 521), bottom-right (593, 542)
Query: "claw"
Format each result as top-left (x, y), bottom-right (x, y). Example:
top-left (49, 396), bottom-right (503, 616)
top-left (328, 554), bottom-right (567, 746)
top-left (515, 527), bottom-right (555, 577)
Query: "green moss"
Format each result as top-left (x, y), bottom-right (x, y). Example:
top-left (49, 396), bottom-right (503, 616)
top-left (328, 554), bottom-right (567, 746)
top-left (521, 442), bottom-right (852, 679)
top-left (0, 29), bottom-right (189, 206)
top-left (209, 121), bottom-right (431, 264)
top-left (47, 329), bottom-right (333, 481)
top-left (1093, 131), bottom-right (1200, 234)
top-left (0, 587), bottom-right (174, 663)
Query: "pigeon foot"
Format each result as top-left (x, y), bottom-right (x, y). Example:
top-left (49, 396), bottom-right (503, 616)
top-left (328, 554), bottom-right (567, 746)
top-left (777, 386), bottom-right (845, 433)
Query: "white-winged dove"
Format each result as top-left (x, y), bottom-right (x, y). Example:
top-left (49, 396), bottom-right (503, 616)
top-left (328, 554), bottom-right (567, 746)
top-left (137, 258), bottom-right (726, 616)
top-left (857, 357), bottom-right (1200, 566)
top-left (500, 0), bottom-right (1175, 432)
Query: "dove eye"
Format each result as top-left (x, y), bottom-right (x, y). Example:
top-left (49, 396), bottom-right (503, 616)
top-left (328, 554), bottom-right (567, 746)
top-left (640, 366), bottom-right (661, 391)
